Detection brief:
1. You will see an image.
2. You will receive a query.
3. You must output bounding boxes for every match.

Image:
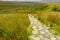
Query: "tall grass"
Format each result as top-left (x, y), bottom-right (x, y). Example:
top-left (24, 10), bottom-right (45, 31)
top-left (33, 11), bottom-right (60, 36)
top-left (0, 14), bottom-right (30, 40)
top-left (0, 2), bottom-right (60, 40)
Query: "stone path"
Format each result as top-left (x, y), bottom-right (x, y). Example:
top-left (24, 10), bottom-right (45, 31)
top-left (28, 14), bottom-right (60, 40)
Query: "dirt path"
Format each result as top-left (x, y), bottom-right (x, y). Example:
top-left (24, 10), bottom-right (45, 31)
top-left (28, 14), bottom-right (60, 40)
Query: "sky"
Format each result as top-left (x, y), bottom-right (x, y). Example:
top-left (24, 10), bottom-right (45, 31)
top-left (0, 0), bottom-right (42, 1)
top-left (0, 0), bottom-right (60, 2)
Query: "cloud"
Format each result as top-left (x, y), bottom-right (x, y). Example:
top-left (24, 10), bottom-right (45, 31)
top-left (1, 0), bottom-right (59, 2)
top-left (0, 0), bottom-right (15, 1)
top-left (0, 0), bottom-right (42, 1)
top-left (42, 0), bottom-right (60, 2)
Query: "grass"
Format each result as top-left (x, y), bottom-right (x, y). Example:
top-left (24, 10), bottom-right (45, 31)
top-left (32, 10), bottom-right (60, 36)
top-left (30, 3), bottom-right (60, 36)
top-left (0, 2), bottom-right (60, 40)
top-left (0, 13), bottom-right (30, 40)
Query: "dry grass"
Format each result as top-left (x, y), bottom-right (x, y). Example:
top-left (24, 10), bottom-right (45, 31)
top-left (32, 11), bottom-right (60, 36)
top-left (0, 13), bottom-right (30, 40)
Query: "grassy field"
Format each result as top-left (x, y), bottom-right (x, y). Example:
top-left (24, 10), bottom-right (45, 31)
top-left (0, 2), bottom-right (60, 40)
top-left (32, 3), bottom-right (60, 36)
top-left (0, 13), bottom-right (30, 40)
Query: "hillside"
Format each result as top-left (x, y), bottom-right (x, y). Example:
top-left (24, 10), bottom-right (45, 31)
top-left (0, 2), bottom-right (60, 40)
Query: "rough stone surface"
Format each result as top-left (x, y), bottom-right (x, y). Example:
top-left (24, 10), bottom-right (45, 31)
top-left (28, 14), bottom-right (60, 40)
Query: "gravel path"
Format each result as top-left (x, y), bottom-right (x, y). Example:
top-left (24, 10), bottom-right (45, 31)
top-left (28, 14), bottom-right (60, 40)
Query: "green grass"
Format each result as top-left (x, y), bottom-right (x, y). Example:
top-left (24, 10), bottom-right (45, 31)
top-left (0, 13), bottom-right (30, 40)
top-left (32, 11), bottom-right (60, 36)
top-left (0, 3), bottom-right (32, 40)
top-left (30, 3), bottom-right (60, 36)
top-left (0, 2), bottom-right (60, 40)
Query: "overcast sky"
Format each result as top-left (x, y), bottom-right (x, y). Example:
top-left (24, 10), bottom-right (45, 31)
top-left (0, 0), bottom-right (42, 1)
top-left (0, 0), bottom-right (60, 2)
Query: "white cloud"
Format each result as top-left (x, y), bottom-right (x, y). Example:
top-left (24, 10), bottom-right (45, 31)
top-left (0, 0), bottom-right (42, 1)
top-left (0, 0), bottom-right (15, 1)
